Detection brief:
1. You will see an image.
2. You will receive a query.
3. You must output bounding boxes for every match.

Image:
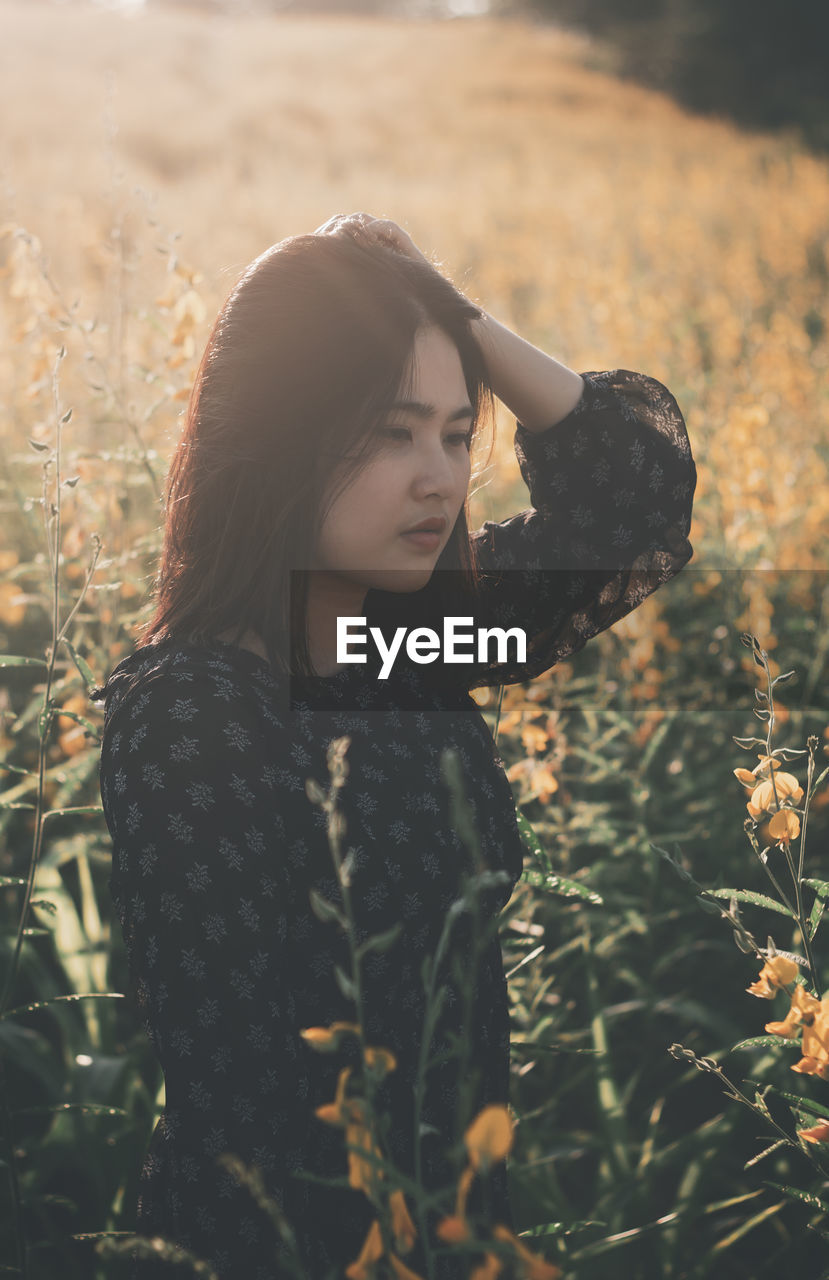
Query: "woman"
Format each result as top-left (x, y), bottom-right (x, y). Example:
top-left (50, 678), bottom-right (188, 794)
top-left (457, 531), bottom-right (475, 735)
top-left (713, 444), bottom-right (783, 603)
top-left (95, 213), bottom-right (696, 1278)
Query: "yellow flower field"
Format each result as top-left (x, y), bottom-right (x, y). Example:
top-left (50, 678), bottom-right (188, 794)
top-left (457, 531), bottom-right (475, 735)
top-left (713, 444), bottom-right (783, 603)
top-left (1, 0), bottom-right (827, 598)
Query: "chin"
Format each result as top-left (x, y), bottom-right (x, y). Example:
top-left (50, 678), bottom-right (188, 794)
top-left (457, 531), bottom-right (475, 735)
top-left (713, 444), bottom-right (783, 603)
top-left (363, 566), bottom-right (435, 594)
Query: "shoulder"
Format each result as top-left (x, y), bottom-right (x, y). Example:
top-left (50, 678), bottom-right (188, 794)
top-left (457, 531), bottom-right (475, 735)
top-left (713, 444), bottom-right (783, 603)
top-left (99, 638), bottom-right (283, 752)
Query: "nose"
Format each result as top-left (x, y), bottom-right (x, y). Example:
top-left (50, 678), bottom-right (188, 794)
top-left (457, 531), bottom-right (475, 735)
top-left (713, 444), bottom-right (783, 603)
top-left (410, 438), bottom-right (465, 501)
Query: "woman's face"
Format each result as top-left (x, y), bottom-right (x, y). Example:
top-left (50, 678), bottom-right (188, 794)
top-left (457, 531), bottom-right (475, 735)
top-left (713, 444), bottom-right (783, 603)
top-left (312, 325), bottom-right (474, 595)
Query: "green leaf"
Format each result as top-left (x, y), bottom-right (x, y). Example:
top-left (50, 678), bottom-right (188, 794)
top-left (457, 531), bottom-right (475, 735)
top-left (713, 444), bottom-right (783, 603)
top-left (763, 1182), bottom-right (829, 1214)
top-left (30, 899), bottom-right (57, 915)
top-left (12, 1103), bottom-right (127, 1118)
top-left (520, 868), bottom-right (603, 905)
top-left (808, 766), bottom-right (829, 801)
top-left (356, 924), bottom-right (402, 958)
top-left (0, 993), bottom-right (124, 1022)
top-left (516, 809), bottom-right (546, 861)
top-left (697, 896), bottom-right (726, 915)
top-left (803, 878), bottom-right (829, 897)
top-left (744, 1138), bottom-right (789, 1169)
top-left (706, 888), bottom-right (791, 917)
top-left (333, 966), bottom-right (356, 1001)
top-left (52, 707), bottom-right (101, 741)
top-left (42, 805), bottom-right (103, 820)
top-left (308, 890), bottom-right (343, 926)
top-left (809, 895), bottom-right (826, 943)
top-left (0, 655), bottom-right (48, 668)
top-left (770, 1088), bottom-right (829, 1118)
top-left (729, 1035), bottom-right (801, 1052)
top-left (0, 877), bottom-right (27, 887)
top-left (59, 638), bottom-right (98, 692)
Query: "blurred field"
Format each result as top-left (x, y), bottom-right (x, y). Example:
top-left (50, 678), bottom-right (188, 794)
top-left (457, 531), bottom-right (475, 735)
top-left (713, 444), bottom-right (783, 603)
top-left (3, 2), bottom-right (829, 1276)
top-left (2, 0), bottom-right (829, 573)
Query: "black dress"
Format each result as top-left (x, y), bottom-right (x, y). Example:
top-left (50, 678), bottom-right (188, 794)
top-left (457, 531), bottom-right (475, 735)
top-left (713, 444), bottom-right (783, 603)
top-left (97, 370), bottom-right (696, 1279)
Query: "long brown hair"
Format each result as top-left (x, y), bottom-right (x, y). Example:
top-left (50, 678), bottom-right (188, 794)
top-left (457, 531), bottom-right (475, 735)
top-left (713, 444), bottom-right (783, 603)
top-left (136, 231), bottom-right (495, 677)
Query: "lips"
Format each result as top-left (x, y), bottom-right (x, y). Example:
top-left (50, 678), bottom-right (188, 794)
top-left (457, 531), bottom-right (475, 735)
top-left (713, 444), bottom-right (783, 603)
top-left (402, 517), bottom-right (447, 534)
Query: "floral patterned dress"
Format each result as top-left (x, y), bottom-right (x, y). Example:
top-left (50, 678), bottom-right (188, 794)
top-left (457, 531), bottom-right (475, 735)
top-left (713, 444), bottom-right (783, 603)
top-left (97, 369), bottom-right (696, 1279)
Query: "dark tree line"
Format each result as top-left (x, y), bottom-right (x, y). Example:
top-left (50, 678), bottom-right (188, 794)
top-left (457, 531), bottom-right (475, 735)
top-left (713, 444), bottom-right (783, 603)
top-left (522, 0), bottom-right (829, 154)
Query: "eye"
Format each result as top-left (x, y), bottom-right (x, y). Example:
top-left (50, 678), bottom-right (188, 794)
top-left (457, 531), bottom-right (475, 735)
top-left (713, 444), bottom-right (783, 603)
top-left (376, 426), bottom-right (411, 443)
top-left (448, 430), bottom-right (474, 450)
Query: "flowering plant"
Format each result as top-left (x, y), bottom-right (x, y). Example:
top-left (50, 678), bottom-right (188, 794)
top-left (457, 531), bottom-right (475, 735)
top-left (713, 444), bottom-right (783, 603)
top-left (654, 632), bottom-right (829, 1227)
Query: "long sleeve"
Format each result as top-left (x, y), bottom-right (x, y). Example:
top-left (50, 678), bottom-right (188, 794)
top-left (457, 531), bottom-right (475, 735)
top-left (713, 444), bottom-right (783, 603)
top-left (455, 367), bottom-right (696, 690)
top-left (100, 661), bottom-right (312, 1278)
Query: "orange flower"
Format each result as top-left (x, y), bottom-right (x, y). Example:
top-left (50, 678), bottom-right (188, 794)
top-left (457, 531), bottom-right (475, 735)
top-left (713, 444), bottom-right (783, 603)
top-left (346, 1108), bottom-right (384, 1196)
top-left (798, 1118), bottom-right (829, 1144)
top-left (300, 1022), bottom-right (361, 1051)
top-left (465, 1105), bottom-right (514, 1171)
top-left (792, 1055), bottom-right (829, 1081)
top-left (437, 1215), bottom-right (471, 1243)
top-left (734, 755), bottom-right (781, 790)
top-left (364, 1046), bottom-right (397, 1077)
top-left (746, 771), bottom-right (803, 818)
top-left (314, 1066), bottom-right (353, 1126)
top-left (345, 1220), bottom-right (383, 1280)
top-left (793, 1002), bottom-right (829, 1079)
top-left (454, 1165), bottom-right (475, 1219)
top-left (492, 1224), bottom-right (563, 1279)
top-left (388, 1189), bottom-right (417, 1254)
top-left (747, 955), bottom-right (799, 999)
top-left (768, 809), bottom-right (801, 843)
top-left (765, 982), bottom-right (820, 1036)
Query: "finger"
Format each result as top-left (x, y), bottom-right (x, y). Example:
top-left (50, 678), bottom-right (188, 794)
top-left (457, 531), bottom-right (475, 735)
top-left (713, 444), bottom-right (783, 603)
top-left (313, 213), bottom-right (370, 236)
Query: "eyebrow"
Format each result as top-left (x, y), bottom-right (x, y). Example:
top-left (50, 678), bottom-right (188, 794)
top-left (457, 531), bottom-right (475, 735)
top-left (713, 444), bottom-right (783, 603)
top-left (387, 400), bottom-right (474, 423)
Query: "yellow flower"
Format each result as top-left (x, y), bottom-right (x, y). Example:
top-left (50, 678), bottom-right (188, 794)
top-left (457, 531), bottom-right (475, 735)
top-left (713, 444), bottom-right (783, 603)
top-left (747, 955), bottom-right (799, 999)
top-left (346, 1220), bottom-right (383, 1280)
top-left (465, 1105), bottom-right (514, 1171)
top-left (798, 1118), bottom-right (829, 1144)
top-left (765, 982), bottom-right (820, 1035)
top-left (388, 1189), bottom-right (417, 1254)
top-left (746, 772), bottom-right (803, 818)
top-left (492, 1224), bottom-right (563, 1279)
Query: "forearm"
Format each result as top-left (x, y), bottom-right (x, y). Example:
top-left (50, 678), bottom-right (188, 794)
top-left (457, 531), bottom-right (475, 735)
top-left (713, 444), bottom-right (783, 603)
top-left (469, 310), bottom-right (585, 433)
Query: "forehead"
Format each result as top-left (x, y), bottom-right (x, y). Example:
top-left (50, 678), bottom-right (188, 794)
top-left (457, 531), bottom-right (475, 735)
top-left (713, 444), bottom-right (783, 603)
top-left (405, 327), bottom-right (470, 400)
